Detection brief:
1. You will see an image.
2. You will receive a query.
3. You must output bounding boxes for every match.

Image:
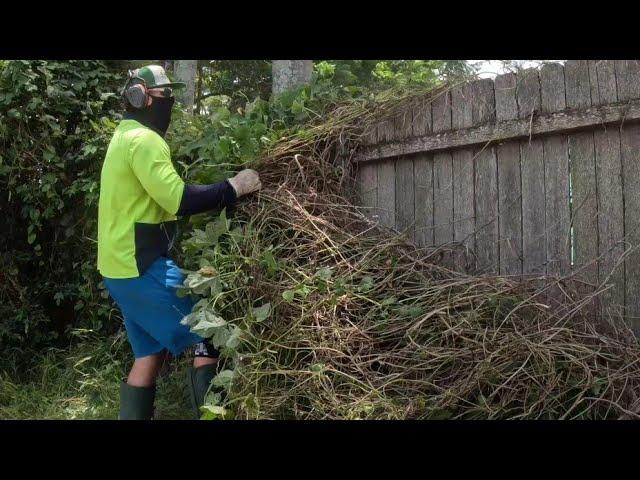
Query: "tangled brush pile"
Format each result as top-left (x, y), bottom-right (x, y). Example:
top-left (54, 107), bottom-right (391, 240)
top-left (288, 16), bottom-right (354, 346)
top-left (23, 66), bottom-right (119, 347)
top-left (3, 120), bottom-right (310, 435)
top-left (179, 89), bottom-right (640, 420)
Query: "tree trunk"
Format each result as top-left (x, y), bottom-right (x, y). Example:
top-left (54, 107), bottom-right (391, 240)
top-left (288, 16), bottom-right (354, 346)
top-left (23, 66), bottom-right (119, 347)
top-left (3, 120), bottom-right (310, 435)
top-left (195, 61), bottom-right (203, 115)
top-left (272, 60), bottom-right (313, 95)
top-left (174, 60), bottom-right (198, 113)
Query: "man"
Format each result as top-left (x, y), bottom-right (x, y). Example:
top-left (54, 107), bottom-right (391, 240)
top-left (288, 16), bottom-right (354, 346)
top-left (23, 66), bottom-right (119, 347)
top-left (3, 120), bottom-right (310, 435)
top-left (97, 65), bottom-right (261, 420)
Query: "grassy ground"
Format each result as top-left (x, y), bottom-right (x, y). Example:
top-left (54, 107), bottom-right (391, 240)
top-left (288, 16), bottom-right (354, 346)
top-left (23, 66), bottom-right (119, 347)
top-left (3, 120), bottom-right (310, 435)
top-left (0, 329), bottom-right (194, 420)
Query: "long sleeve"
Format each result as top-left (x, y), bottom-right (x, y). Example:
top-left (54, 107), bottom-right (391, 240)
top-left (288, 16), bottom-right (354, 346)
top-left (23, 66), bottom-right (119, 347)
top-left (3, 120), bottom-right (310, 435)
top-left (176, 181), bottom-right (238, 216)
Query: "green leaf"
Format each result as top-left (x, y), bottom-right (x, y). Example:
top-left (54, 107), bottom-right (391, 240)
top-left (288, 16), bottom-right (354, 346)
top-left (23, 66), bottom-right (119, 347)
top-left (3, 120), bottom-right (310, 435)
top-left (310, 363), bottom-right (325, 373)
top-left (428, 408), bottom-right (453, 420)
top-left (282, 290), bottom-right (295, 302)
top-left (192, 298), bottom-right (210, 311)
top-left (184, 272), bottom-right (222, 296)
top-left (334, 278), bottom-right (347, 296)
top-left (225, 326), bottom-right (242, 349)
top-left (591, 379), bottom-right (604, 396)
top-left (201, 405), bottom-right (227, 419)
top-left (295, 285), bottom-right (312, 298)
top-left (205, 209), bottom-right (229, 245)
top-left (211, 325), bottom-right (231, 348)
top-left (43, 149), bottom-right (55, 162)
top-left (358, 275), bottom-right (374, 292)
top-left (27, 233), bottom-right (36, 244)
top-left (200, 409), bottom-right (217, 420)
top-left (252, 302), bottom-right (271, 322)
top-left (229, 226), bottom-right (243, 243)
top-left (182, 310), bottom-right (227, 338)
top-left (381, 296), bottom-right (397, 306)
top-left (212, 369), bottom-right (234, 389)
top-left (261, 249), bottom-right (278, 275)
top-left (315, 267), bottom-right (333, 282)
top-left (53, 292), bottom-right (65, 305)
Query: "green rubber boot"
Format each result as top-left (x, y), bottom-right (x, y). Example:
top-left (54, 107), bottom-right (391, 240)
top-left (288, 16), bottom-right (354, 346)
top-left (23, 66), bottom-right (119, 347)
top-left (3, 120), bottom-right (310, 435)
top-left (119, 381), bottom-right (156, 420)
top-left (186, 364), bottom-right (218, 420)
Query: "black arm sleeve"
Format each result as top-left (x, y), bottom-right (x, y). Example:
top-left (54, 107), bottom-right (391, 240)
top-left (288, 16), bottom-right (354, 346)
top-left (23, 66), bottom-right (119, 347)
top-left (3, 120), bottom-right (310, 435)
top-left (176, 180), bottom-right (238, 217)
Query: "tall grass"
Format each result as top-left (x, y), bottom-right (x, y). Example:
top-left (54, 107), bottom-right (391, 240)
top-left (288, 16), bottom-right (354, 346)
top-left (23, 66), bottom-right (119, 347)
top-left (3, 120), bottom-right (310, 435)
top-left (0, 329), bottom-right (193, 420)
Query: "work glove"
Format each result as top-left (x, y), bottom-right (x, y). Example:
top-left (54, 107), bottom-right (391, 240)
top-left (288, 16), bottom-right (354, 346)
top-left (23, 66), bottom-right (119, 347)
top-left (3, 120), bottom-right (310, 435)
top-left (227, 169), bottom-right (262, 198)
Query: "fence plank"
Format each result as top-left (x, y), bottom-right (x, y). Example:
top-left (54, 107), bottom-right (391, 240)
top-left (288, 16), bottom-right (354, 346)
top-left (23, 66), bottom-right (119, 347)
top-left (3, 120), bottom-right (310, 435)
top-left (565, 60), bottom-right (592, 109)
top-left (621, 124), bottom-right (640, 332)
top-left (361, 123), bottom-right (378, 146)
top-left (615, 60), bottom-right (640, 102)
top-left (393, 107), bottom-right (413, 140)
top-left (432, 90), bottom-right (452, 133)
top-left (378, 115), bottom-right (395, 143)
top-left (540, 63), bottom-right (566, 114)
top-left (594, 127), bottom-right (625, 316)
top-left (356, 163), bottom-right (377, 221)
top-left (497, 142), bottom-right (522, 275)
top-left (413, 98), bottom-right (434, 248)
top-left (540, 63), bottom-right (571, 277)
top-left (475, 146), bottom-right (499, 273)
top-left (566, 60), bottom-right (599, 295)
top-left (520, 139), bottom-right (546, 274)
top-left (494, 73), bottom-right (522, 275)
top-left (516, 69), bottom-right (546, 274)
top-left (569, 132), bottom-right (599, 285)
top-left (432, 89), bottom-right (453, 247)
top-left (452, 83), bottom-right (475, 270)
top-left (433, 152), bottom-right (454, 245)
top-left (588, 61), bottom-right (601, 107)
top-left (591, 60), bottom-right (618, 105)
top-left (516, 69), bottom-right (541, 120)
top-left (452, 149), bottom-right (475, 270)
top-left (412, 97), bottom-right (432, 137)
top-left (451, 84), bottom-right (472, 130)
top-left (414, 153), bottom-right (434, 247)
top-left (472, 79), bottom-right (496, 126)
top-left (395, 157), bottom-right (415, 241)
top-left (358, 115), bottom-right (379, 223)
top-left (473, 80), bottom-right (499, 273)
top-left (495, 73), bottom-right (518, 122)
top-left (543, 136), bottom-right (571, 277)
top-left (376, 159), bottom-right (395, 228)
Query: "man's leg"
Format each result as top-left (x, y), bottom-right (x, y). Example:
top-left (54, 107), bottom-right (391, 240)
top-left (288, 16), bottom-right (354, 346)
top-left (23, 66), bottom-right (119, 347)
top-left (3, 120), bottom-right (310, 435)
top-left (119, 352), bottom-right (164, 420)
top-left (117, 313), bottom-right (166, 419)
top-left (187, 340), bottom-right (220, 419)
top-left (193, 356), bottom-right (218, 369)
top-left (128, 353), bottom-right (165, 387)
top-left (103, 277), bottom-right (164, 420)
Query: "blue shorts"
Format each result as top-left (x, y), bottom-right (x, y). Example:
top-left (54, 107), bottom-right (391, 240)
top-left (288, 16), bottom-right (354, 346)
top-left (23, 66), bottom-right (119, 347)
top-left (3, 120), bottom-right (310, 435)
top-left (103, 257), bottom-right (203, 358)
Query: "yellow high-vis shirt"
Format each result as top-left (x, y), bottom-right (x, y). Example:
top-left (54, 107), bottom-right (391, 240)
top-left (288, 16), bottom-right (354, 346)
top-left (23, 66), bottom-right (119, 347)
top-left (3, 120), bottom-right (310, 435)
top-left (97, 119), bottom-right (185, 278)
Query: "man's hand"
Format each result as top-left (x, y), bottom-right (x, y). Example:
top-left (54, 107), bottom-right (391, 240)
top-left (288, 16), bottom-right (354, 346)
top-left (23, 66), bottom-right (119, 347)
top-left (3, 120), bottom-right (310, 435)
top-left (228, 169), bottom-right (262, 198)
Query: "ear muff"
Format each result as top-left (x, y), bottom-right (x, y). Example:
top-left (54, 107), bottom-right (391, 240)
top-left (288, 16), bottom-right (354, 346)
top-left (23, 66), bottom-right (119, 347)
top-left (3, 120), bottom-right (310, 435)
top-left (122, 70), bottom-right (150, 109)
top-left (125, 83), bottom-right (149, 109)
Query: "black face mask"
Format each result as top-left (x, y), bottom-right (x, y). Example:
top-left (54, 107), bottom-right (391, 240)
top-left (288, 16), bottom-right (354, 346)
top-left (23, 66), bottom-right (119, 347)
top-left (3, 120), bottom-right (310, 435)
top-left (125, 95), bottom-right (175, 137)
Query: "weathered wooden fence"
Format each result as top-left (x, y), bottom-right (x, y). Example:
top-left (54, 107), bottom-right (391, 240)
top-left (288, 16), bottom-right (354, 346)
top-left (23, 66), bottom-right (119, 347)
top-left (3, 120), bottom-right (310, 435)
top-left (354, 60), bottom-right (640, 331)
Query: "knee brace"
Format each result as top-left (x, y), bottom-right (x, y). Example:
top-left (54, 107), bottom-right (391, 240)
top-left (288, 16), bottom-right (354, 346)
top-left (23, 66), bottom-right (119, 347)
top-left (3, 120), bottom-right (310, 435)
top-left (194, 339), bottom-right (220, 359)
